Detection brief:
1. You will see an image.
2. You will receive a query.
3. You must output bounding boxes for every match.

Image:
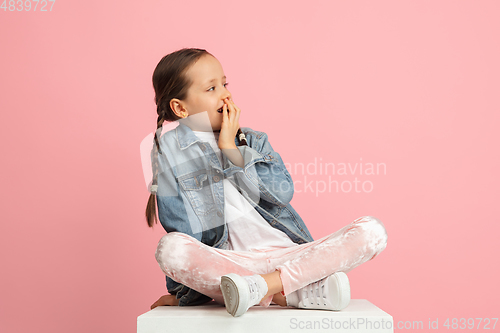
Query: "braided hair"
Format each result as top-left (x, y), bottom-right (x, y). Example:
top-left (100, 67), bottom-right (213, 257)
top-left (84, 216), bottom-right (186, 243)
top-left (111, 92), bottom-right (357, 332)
top-left (145, 48), bottom-right (247, 228)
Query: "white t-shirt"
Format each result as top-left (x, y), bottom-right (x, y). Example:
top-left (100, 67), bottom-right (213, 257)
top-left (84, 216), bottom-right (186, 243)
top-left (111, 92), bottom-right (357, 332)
top-left (192, 130), bottom-right (298, 253)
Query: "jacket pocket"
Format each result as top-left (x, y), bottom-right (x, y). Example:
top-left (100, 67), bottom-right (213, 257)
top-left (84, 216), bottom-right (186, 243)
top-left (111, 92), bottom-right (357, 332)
top-left (178, 170), bottom-right (217, 216)
top-left (179, 172), bottom-right (208, 190)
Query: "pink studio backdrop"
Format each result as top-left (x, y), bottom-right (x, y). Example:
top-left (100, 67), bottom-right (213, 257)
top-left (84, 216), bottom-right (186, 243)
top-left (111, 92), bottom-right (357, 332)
top-left (1, 1), bottom-right (499, 332)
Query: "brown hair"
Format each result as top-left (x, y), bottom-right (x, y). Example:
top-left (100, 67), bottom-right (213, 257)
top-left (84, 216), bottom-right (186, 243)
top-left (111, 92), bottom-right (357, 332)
top-left (145, 48), bottom-right (248, 227)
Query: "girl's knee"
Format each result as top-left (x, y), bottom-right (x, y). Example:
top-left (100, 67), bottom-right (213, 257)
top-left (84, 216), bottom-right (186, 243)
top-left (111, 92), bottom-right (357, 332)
top-left (155, 232), bottom-right (193, 268)
top-left (355, 216), bottom-right (388, 247)
top-left (366, 216), bottom-right (388, 253)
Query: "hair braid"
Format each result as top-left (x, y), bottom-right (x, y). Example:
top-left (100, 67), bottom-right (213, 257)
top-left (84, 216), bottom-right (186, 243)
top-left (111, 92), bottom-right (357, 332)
top-left (145, 47), bottom-right (215, 228)
top-left (236, 128), bottom-right (248, 146)
top-left (145, 113), bottom-right (165, 227)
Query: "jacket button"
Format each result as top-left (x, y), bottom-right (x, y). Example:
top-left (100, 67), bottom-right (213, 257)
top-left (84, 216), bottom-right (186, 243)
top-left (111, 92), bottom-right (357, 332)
top-left (200, 145), bottom-right (206, 151)
top-left (213, 175), bottom-right (220, 182)
top-left (217, 211), bottom-right (223, 217)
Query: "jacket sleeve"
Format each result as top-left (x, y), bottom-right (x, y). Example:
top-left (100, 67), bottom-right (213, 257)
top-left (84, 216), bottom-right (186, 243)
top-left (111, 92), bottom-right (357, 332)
top-left (225, 129), bottom-right (294, 207)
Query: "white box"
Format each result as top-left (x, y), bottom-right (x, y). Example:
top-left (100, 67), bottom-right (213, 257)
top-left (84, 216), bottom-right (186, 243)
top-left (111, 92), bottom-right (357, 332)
top-left (137, 299), bottom-right (393, 333)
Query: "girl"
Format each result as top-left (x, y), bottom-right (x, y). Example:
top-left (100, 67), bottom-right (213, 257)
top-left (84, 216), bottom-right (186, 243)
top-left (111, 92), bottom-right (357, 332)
top-left (145, 48), bottom-right (388, 317)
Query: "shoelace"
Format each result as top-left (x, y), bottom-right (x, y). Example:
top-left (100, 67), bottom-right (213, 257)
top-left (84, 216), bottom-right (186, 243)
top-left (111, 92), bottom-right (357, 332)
top-left (244, 276), bottom-right (261, 304)
top-left (301, 277), bottom-right (327, 306)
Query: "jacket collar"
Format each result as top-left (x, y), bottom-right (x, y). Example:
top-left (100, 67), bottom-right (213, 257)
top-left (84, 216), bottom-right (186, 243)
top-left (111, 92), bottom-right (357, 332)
top-left (174, 120), bottom-right (239, 150)
top-left (175, 122), bottom-right (203, 150)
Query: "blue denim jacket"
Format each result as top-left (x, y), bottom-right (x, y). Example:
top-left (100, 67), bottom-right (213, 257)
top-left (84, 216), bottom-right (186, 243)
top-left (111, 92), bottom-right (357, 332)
top-left (155, 121), bottom-right (314, 306)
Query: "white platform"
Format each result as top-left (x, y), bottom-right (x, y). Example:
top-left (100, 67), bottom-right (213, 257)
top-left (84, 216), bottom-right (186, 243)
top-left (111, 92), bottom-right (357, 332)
top-left (137, 299), bottom-right (393, 333)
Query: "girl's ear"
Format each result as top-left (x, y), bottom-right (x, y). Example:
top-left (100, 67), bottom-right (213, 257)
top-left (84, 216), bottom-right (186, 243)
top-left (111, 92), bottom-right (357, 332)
top-left (170, 99), bottom-right (187, 118)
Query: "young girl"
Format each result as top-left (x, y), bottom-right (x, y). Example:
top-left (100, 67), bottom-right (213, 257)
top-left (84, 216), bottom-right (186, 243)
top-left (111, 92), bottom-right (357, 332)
top-left (145, 48), bottom-right (388, 317)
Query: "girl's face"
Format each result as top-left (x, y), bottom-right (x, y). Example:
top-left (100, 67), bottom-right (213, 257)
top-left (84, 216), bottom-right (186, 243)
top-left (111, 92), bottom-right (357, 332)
top-left (173, 54), bottom-right (232, 131)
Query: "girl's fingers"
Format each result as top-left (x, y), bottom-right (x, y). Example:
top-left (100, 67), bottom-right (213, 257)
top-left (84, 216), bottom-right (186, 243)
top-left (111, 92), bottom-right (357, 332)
top-left (225, 99), bottom-right (233, 122)
top-left (222, 101), bottom-right (231, 123)
top-left (231, 99), bottom-right (241, 119)
top-left (231, 100), bottom-right (240, 112)
top-left (225, 98), bottom-right (240, 123)
top-left (233, 102), bottom-right (241, 126)
top-left (228, 101), bottom-right (239, 122)
top-left (222, 103), bottom-right (228, 122)
top-left (235, 106), bottom-right (240, 124)
top-left (230, 103), bottom-right (236, 123)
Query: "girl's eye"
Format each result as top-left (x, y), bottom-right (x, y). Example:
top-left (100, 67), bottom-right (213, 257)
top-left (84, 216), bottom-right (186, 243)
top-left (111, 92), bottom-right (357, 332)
top-left (208, 83), bottom-right (229, 91)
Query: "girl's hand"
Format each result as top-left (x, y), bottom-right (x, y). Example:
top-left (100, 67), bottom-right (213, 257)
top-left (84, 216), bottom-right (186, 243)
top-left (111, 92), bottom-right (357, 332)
top-left (218, 97), bottom-right (241, 150)
top-left (150, 294), bottom-right (179, 309)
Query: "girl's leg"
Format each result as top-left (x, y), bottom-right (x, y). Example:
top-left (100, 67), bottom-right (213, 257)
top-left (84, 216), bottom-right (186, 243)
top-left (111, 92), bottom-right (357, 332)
top-left (155, 232), bottom-right (271, 305)
top-left (266, 215), bottom-right (388, 299)
top-left (155, 215), bottom-right (387, 307)
top-left (218, 215), bottom-right (388, 308)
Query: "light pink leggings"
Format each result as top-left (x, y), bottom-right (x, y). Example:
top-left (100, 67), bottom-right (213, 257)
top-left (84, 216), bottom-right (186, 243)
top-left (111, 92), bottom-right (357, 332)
top-left (155, 215), bottom-right (388, 307)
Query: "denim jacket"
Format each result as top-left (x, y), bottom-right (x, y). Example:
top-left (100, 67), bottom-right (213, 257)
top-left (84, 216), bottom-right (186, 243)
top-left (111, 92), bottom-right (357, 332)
top-left (154, 121), bottom-right (314, 306)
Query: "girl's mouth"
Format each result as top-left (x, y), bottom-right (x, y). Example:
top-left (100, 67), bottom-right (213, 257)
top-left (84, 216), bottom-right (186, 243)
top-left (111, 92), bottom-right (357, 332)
top-left (217, 107), bottom-right (223, 113)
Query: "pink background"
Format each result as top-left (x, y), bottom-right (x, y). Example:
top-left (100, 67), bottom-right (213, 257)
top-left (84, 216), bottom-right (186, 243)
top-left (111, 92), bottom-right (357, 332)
top-left (1, 1), bottom-right (499, 332)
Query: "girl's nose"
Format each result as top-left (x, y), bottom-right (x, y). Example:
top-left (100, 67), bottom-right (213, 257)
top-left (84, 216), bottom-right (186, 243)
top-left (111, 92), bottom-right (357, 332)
top-left (223, 86), bottom-right (231, 99)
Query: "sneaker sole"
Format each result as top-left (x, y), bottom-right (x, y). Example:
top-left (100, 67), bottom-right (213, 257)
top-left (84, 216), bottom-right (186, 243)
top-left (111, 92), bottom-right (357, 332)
top-left (220, 273), bottom-right (249, 317)
top-left (330, 272), bottom-right (350, 310)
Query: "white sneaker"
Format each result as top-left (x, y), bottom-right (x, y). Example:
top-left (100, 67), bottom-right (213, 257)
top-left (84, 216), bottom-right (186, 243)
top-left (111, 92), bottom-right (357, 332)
top-left (286, 272), bottom-right (350, 311)
top-left (220, 273), bottom-right (268, 317)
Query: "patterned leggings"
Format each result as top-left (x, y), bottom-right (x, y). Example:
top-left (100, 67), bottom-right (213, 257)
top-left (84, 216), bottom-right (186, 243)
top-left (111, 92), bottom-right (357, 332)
top-left (155, 215), bottom-right (388, 307)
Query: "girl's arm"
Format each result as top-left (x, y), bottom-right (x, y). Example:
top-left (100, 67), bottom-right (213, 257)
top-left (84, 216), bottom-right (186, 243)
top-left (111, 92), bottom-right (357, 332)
top-left (225, 129), bottom-right (294, 207)
top-left (220, 145), bottom-right (244, 168)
